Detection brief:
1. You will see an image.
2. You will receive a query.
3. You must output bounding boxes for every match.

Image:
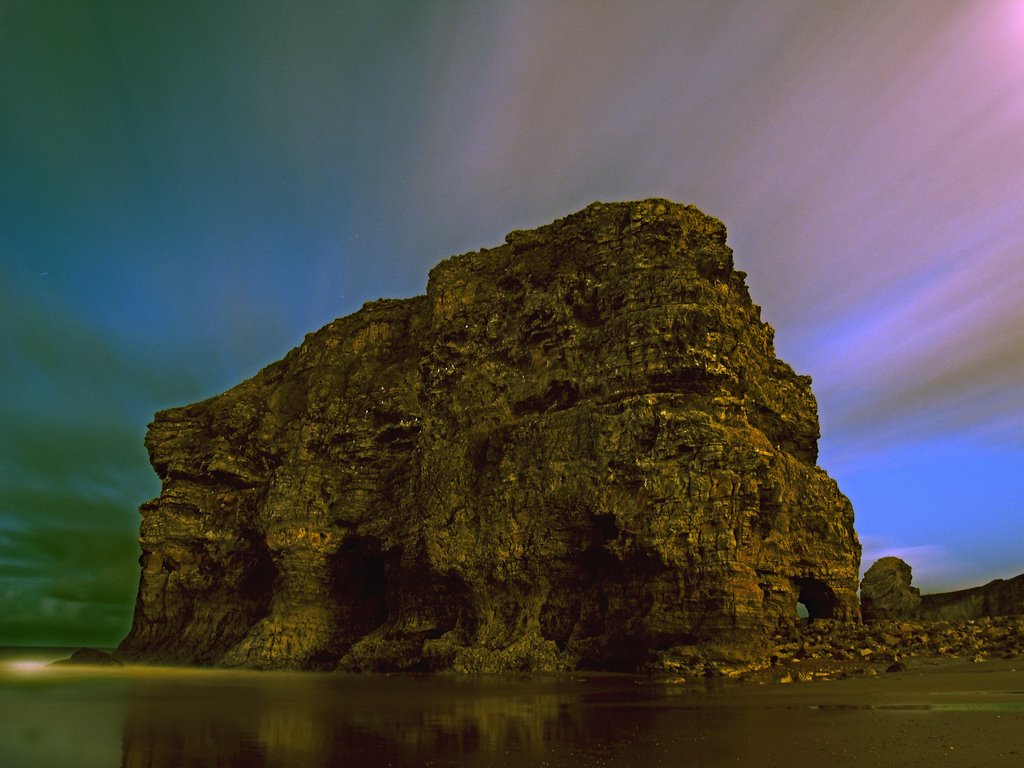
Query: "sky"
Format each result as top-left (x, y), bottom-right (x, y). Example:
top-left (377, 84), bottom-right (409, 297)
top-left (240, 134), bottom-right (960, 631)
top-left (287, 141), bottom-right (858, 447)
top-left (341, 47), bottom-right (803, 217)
top-left (1, 0), bottom-right (1021, 646)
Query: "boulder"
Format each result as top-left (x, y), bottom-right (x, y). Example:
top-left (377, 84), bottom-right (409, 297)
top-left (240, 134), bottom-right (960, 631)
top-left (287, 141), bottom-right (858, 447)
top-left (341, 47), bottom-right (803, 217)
top-left (860, 557), bottom-right (922, 621)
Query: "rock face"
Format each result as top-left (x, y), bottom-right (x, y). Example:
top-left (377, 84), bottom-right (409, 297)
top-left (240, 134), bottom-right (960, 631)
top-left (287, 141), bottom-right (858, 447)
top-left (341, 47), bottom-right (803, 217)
top-left (861, 557), bottom-right (1024, 622)
top-left (920, 575), bottom-right (1024, 620)
top-left (118, 199), bottom-right (860, 672)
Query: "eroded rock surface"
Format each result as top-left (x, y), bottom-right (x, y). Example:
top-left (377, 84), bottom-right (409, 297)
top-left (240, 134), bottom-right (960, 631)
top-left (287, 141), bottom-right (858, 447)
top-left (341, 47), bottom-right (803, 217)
top-left (860, 557), bottom-right (922, 621)
top-left (118, 199), bottom-right (861, 672)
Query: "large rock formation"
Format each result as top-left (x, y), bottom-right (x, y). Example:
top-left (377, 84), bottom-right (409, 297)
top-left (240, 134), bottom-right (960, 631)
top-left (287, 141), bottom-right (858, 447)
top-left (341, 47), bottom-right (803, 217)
top-left (861, 557), bottom-right (1024, 622)
top-left (118, 199), bottom-right (861, 672)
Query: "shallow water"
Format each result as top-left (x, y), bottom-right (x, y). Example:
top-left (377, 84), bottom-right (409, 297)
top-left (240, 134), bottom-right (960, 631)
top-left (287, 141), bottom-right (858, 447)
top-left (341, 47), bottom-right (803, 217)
top-left (1, 649), bottom-right (1022, 768)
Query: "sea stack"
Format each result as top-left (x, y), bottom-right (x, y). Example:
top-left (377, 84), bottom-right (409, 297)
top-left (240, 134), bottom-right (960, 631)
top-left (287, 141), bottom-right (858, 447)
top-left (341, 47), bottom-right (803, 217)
top-left (118, 199), bottom-right (861, 672)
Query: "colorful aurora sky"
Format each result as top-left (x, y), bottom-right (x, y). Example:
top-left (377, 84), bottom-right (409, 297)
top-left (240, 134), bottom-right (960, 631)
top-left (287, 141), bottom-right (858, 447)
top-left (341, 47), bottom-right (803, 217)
top-left (1, 1), bottom-right (1021, 645)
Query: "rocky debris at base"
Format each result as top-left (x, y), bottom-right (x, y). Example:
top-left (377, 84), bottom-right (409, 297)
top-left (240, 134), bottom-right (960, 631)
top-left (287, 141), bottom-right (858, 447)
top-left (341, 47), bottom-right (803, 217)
top-left (775, 614), bottom-right (1023, 662)
top-left (676, 615), bottom-right (1024, 683)
top-left (50, 648), bottom-right (123, 667)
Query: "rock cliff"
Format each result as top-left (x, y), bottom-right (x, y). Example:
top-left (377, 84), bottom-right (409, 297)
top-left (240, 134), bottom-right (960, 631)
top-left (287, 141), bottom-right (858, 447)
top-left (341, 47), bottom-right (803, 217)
top-left (118, 199), bottom-right (861, 672)
top-left (919, 575), bottom-right (1024, 620)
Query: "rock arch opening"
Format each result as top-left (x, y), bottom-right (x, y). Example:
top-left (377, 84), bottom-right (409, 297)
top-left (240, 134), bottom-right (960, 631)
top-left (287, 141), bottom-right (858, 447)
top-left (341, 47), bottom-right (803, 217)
top-left (794, 577), bottom-right (839, 621)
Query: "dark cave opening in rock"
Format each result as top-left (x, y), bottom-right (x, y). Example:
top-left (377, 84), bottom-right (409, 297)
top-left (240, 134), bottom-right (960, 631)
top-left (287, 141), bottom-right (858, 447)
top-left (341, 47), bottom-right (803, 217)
top-left (433, 573), bottom-right (478, 641)
top-left (794, 577), bottom-right (839, 620)
top-left (540, 514), bottom-right (623, 665)
top-left (331, 535), bottom-right (391, 638)
top-left (238, 536), bottom-right (276, 604)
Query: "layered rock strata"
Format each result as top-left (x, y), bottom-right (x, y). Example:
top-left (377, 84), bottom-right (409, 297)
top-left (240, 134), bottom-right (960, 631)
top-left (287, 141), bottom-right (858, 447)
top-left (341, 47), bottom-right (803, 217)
top-left (119, 199), bottom-right (861, 672)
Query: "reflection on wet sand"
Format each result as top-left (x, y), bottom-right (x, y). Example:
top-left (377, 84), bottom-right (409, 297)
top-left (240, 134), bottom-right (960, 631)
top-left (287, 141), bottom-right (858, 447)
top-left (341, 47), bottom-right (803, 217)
top-left (120, 674), bottom-right (631, 767)
top-left (4, 659), bottom-right (1022, 768)
top-left (115, 672), bottom-right (737, 766)
top-left (115, 671), bottom-right (799, 767)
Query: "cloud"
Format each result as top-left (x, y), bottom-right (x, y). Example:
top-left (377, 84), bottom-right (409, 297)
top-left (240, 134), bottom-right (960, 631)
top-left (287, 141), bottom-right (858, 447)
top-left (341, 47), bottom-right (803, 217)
top-left (812, 235), bottom-right (1024, 456)
top-left (0, 268), bottom-right (161, 645)
top-left (0, 524), bottom-right (139, 645)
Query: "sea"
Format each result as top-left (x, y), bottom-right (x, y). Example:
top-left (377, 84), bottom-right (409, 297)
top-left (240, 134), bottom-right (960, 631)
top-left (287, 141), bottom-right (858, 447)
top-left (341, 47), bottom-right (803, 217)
top-left (1, 646), bottom-right (1022, 767)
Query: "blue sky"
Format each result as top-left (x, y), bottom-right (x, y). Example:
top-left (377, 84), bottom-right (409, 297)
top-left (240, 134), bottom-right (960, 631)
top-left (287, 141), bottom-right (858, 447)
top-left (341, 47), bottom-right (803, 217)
top-left (1, 0), bottom-right (1021, 645)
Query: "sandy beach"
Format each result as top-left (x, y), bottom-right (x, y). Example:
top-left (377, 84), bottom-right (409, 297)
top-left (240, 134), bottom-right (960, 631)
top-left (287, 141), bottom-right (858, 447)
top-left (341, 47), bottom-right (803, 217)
top-left (685, 658), bottom-right (1023, 768)
top-left (1, 650), bottom-right (1020, 767)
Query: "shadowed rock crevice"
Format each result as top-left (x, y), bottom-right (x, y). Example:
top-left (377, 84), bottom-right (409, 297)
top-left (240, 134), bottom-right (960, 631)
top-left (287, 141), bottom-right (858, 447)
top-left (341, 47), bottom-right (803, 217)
top-left (330, 536), bottom-right (391, 643)
top-left (118, 199), bottom-right (861, 672)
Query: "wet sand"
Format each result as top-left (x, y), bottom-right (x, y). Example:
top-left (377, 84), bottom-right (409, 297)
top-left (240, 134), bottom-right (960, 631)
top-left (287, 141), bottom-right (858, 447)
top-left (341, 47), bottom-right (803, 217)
top-left (689, 659), bottom-right (1024, 767)
top-left (0, 652), bottom-right (1021, 767)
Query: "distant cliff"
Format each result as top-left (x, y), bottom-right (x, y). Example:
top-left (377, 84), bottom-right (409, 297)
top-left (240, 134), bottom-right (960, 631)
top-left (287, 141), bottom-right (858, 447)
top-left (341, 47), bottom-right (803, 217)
top-left (861, 557), bottom-right (1024, 621)
top-left (119, 199), bottom-right (861, 672)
